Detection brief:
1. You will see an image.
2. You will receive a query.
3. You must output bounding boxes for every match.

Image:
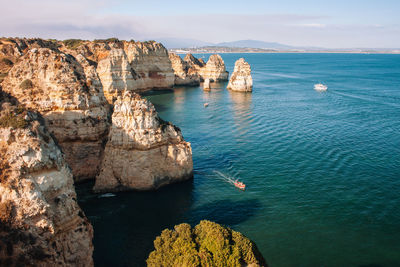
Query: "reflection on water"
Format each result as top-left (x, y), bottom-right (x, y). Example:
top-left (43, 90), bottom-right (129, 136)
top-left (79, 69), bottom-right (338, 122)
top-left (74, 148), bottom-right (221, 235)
top-left (229, 92), bottom-right (253, 137)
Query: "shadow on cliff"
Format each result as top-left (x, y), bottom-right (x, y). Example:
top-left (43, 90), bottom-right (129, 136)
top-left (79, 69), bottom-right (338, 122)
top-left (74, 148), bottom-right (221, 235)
top-left (185, 198), bottom-right (262, 227)
top-left (76, 179), bottom-right (195, 267)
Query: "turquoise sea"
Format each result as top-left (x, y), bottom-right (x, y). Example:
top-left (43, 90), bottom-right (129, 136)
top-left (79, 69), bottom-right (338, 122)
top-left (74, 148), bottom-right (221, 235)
top-left (77, 53), bottom-right (400, 266)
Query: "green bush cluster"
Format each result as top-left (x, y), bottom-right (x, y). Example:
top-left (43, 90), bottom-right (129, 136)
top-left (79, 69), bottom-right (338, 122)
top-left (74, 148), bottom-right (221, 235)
top-left (62, 39), bottom-right (84, 49)
top-left (0, 112), bottom-right (28, 129)
top-left (147, 220), bottom-right (267, 267)
top-left (19, 79), bottom-right (33, 90)
top-left (93, 38), bottom-right (119, 43)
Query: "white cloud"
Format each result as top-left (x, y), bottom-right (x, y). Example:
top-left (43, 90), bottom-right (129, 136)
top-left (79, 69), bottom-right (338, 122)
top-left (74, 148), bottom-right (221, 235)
top-left (0, 0), bottom-right (398, 48)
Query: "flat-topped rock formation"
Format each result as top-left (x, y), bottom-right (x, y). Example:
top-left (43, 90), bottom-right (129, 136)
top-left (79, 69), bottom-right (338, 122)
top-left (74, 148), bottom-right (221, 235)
top-left (169, 53), bottom-right (228, 85)
top-left (0, 94), bottom-right (93, 266)
top-left (61, 40), bottom-right (175, 103)
top-left (94, 92), bottom-right (193, 192)
top-left (227, 58), bottom-right (253, 92)
top-left (168, 53), bottom-right (200, 86)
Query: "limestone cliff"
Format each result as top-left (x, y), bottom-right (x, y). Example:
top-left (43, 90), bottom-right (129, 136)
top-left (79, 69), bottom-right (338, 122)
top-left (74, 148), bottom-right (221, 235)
top-left (0, 38), bottom-right (179, 182)
top-left (0, 95), bottom-right (93, 266)
top-left (61, 40), bottom-right (174, 103)
top-left (1, 47), bottom-right (110, 182)
top-left (168, 53), bottom-right (200, 86)
top-left (227, 58), bottom-right (253, 92)
top-left (94, 92), bottom-right (193, 192)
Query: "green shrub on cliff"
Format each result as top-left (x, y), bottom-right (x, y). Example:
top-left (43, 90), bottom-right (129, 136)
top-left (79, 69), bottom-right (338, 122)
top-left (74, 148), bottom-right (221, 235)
top-left (19, 79), bottom-right (33, 90)
top-left (0, 111), bottom-right (27, 129)
top-left (62, 39), bottom-right (84, 49)
top-left (146, 220), bottom-right (267, 267)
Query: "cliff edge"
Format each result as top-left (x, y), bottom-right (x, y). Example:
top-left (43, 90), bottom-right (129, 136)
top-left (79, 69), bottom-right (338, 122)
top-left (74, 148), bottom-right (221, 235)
top-left (0, 91), bottom-right (93, 266)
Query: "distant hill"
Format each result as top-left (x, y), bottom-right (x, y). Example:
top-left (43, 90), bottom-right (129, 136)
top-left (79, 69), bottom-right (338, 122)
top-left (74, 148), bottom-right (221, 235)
top-left (152, 38), bottom-right (213, 49)
top-left (216, 39), bottom-right (296, 50)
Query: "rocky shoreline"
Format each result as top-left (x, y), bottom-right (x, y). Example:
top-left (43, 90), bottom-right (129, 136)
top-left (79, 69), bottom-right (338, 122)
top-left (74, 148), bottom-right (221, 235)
top-left (0, 37), bottom-right (258, 266)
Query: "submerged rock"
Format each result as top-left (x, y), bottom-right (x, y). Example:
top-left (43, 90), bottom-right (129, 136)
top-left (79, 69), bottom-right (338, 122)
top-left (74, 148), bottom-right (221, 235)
top-left (93, 92), bottom-right (193, 192)
top-left (0, 96), bottom-right (93, 266)
top-left (227, 58), bottom-right (253, 92)
top-left (147, 220), bottom-right (267, 267)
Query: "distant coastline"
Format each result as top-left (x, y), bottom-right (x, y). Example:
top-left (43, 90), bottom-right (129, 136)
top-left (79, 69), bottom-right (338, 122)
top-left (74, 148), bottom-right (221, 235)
top-left (169, 46), bottom-right (400, 54)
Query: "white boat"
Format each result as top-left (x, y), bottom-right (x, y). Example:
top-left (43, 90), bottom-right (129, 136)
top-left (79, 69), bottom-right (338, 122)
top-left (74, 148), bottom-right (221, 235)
top-left (314, 83), bottom-right (328, 91)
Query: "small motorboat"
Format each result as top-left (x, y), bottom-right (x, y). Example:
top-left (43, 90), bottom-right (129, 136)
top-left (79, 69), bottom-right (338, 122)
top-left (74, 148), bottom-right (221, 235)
top-left (204, 103), bottom-right (209, 107)
top-left (314, 83), bottom-right (328, 91)
top-left (234, 180), bottom-right (246, 190)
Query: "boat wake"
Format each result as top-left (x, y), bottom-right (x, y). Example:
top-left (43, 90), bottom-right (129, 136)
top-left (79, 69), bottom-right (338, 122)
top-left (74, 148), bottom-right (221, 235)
top-left (213, 170), bottom-right (246, 190)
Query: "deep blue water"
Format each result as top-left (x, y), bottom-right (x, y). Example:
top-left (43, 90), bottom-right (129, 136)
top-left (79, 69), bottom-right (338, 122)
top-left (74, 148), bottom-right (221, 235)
top-left (77, 53), bottom-right (400, 267)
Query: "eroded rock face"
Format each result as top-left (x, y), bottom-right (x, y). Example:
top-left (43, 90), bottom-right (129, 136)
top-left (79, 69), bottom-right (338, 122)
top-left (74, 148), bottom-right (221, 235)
top-left (227, 58), bottom-right (253, 92)
top-left (1, 38), bottom-right (191, 186)
top-left (63, 40), bottom-right (175, 103)
top-left (168, 53), bottom-right (200, 86)
top-left (170, 53), bottom-right (228, 84)
top-left (1, 48), bottom-right (110, 182)
top-left (94, 92), bottom-right (193, 192)
top-left (199, 54), bottom-right (229, 82)
top-left (0, 101), bottom-right (93, 266)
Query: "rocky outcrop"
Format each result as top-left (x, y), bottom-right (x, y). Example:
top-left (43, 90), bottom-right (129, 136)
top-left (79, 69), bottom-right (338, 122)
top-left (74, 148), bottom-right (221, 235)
top-left (60, 40), bottom-right (175, 103)
top-left (199, 54), bottom-right (229, 82)
top-left (94, 92), bottom-right (193, 192)
top-left (0, 96), bottom-right (93, 266)
top-left (227, 58), bottom-right (253, 92)
top-left (0, 38), bottom-right (179, 182)
top-left (168, 53), bottom-right (200, 86)
top-left (1, 48), bottom-right (110, 182)
top-left (203, 78), bottom-right (211, 91)
top-left (169, 53), bottom-right (228, 85)
top-left (147, 220), bottom-right (267, 267)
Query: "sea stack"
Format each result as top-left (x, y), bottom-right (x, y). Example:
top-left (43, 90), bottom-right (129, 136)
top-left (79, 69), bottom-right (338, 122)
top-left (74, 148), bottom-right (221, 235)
top-left (168, 52), bottom-right (200, 86)
top-left (199, 54), bottom-right (229, 82)
top-left (203, 78), bottom-right (211, 90)
top-left (169, 53), bottom-right (229, 85)
top-left (93, 91), bottom-right (193, 192)
top-left (227, 58), bottom-right (253, 92)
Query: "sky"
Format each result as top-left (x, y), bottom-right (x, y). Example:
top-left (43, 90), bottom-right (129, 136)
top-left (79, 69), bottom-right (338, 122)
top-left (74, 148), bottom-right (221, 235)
top-left (0, 0), bottom-right (399, 48)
